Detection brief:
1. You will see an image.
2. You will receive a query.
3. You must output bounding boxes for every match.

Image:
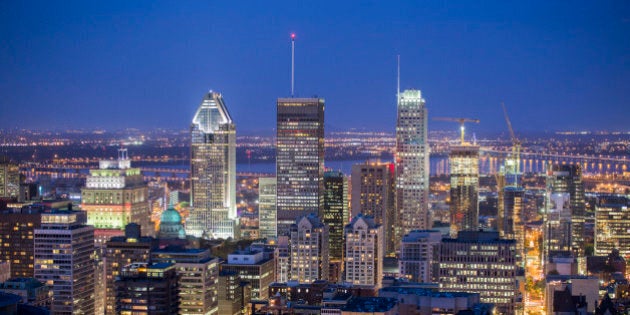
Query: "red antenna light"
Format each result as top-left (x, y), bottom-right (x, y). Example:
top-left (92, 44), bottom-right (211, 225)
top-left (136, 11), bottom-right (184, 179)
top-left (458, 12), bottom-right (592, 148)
top-left (291, 33), bottom-right (296, 40)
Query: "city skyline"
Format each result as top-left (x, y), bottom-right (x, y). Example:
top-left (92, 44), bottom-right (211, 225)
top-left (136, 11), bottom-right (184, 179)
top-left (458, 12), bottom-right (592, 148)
top-left (1, 1), bottom-right (628, 133)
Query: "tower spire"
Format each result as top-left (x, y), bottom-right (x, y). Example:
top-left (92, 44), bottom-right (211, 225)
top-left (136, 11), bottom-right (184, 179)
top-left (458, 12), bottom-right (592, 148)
top-left (397, 55), bottom-right (400, 103)
top-left (291, 33), bottom-right (296, 97)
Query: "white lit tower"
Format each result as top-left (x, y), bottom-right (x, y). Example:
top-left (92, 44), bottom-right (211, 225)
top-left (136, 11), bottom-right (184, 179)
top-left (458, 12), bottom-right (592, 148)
top-left (188, 91), bottom-right (238, 239)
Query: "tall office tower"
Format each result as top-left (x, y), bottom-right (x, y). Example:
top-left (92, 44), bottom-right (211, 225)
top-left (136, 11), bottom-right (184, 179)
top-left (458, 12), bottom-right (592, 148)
top-left (276, 98), bottom-right (325, 235)
top-left (351, 162), bottom-right (396, 256)
top-left (449, 145), bottom-right (480, 237)
top-left (151, 247), bottom-right (220, 315)
top-left (81, 148), bottom-right (152, 245)
top-left (594, 195), bottom-right (630, 258)
top-left (544, 193), bottom-right (572, 263)
top-left (115, 262), bottom-right (179, 315)
top-left (34, 210), bottom-right (94, 315)
top-left (104, 223), bottom-right (157, 315)
top-left (0, 156), bottom-right (19, 199)
top-left (189, 91), bottom-right (237, 239)
top-left (322, 170), bottom-right (349, 277)
top-left (548, 164), bottom-right (586, 257)
top-left (396, 90), bottom-right (430, 244)
top-left (258, 177), bottom-right (277, 240)
top-left (220, 249), bottom-right (275, 300)
top-left (344, 214), bottom-right (383, 290)
top-left (218, 271), bottom-right (245, 315)
top-left (438, 231), bottom-right (517, 314)
top-left (398, 230), bottom-right (442, 283)
top-left (0, 208), bottom-right (42, 278)
top-left (501, 187), bottom-right (525, 265)
top-left (289, 214), bottom-right (329, 283)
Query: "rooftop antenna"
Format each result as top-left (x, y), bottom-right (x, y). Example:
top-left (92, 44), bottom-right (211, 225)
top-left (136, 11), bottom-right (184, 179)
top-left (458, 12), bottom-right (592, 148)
top-left (397, 55), bottom-right (400, 103)
top-left (291, 33), bottom-right (296, 97)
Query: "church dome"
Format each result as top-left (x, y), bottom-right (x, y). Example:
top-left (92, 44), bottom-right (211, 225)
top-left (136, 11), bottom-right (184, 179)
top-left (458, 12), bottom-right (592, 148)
top-left (160, 207), bottom-right (182, 225)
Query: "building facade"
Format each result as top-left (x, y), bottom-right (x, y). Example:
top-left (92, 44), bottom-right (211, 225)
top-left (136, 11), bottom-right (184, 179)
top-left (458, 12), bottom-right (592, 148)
top-left (0, 157), bottom-right (19, 199)
top-left (548, 164), bottom-right (586, 257)
top-left (258, 177), bottom-right (277, 240)
top-left (115, 262), bottom-right (179, 315)
top-left (395, 90), bottom-right (430, 244)
top-left (276, 98), bottom-right (325, 235)
top-left (449, 145), bottom-right (480, 237)
top-left (220, 249), bottom-right (275, 300)
top-left (351, 162), bottom-right (395, 256)
top-left (399, 230), bottom-right (442, 283)
top-left (594, 195), bottom-right (630, 258)
top-left (323, 171), bottom-right (349, 269)
top-left (344, 215), bottom-right (383, 290)
top-left (289, 214), bottom-right (329, 283)
top-left (188, 91), bottom-right (237, 239)
top-left (0, 208), bottom-right (42, 278)
top-left (34, 210), bottom-right (95, 315)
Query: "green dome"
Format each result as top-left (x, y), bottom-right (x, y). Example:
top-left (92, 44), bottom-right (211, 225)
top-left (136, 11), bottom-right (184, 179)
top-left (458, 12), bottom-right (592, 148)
top-left (160, 207), bottom-right (182, 224)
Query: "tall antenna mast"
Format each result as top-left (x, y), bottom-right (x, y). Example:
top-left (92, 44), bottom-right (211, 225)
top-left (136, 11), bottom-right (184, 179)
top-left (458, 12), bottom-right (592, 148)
top-left (397, 55), bottom-right (400, 103)
top-left (291, 33), bottom-right (296, 97)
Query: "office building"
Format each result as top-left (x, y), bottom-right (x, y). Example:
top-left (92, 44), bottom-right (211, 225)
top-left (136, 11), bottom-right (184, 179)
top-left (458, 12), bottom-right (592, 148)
top-left (501, 187), bottom-right (525, 265)
top-left (544, 192), bottom-right (572, 263)
top-left (218, 271), bottom-right (246, 315)
top-left (438, 231), bottom-right (517, 314)
top-left (275, 236), bottom-right (291, 283)
top-left (379, 286), bottom-right (483, 315)
top-left (399, 230), bottom-right (442, 283)
top-left (351, 162), bottom-right (395, 256)
top-left (594, 195), bottom-right (630, 258)
top-left (290, 214), bottom-right (329, 283)
top-left (0, 157), bottom-right (19, 199)
top-left (0, 208), bottom-right (42, 278)
top-left (548, 164), bottom-right (586, 257)
top-left (344, 214), bottom-right (383, 290)
top-left (396, 90), bottom-right (430, 244)
top-left (34, 210), bottom-right (94, 315)
top-left (258, 177), bottom-right (277, 240)
top-left (276, 97), bottom-right (325, 235)
top-left (323, 170), bottom-right (349, 278)
top-left (115, 262), bottom-right (179, 315)
top-left (81, 148), bottom-right (152, 246)
top-left (189, 91), bottom-right (237, 239)
top-left (104, 223), bottom-right (157, 315)
top-left (220, 249), bottom-right (275, 300)
top-left (151, 247), bottom-right (219, 315)
top-left (449, 145), bottom-right (480, 237)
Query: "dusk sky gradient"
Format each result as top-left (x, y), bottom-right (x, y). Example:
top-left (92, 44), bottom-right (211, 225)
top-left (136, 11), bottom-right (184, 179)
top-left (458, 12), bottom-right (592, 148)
top-left (1, 1), bottom-right (628, 134)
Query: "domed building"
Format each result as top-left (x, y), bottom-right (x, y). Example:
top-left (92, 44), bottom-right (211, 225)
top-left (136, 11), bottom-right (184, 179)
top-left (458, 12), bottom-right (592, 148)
top-left (158, 207), bottom-right (186, 240)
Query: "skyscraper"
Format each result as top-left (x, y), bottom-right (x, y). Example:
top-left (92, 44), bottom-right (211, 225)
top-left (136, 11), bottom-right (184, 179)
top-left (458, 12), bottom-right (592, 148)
top-left (322, 170), bottom-right (349, 276)
top-left (0, 207), bottom-right (42, 278)
top-left (0, 156), bottom-right (19, 199)
top-left (501, 187), bottom-right (525, 265)
top-left (449, 145), bottom-right (480, 237)
top-left (548, 164), bottom-right (586, 257)
top-left (258, 177), bottom-right (277, 240)
top-left (289, 214), bottom-right (329, 283)
top-left (115, 262), bottom-right (180, 315)
top-left (189, 91), bottom-right (237, 239)
top-left (396, 90), bottom-right (430, 244)
top-left (344, 214), bottom-right (383, 291)
top-left (399, 230), bottom-right (441, 283)
top-left (34, 210), bottom-right (95, 315)
top-left (594, 195), bottom-right (630, 258)
top-left (276, 97), bottom-right (325, 235)
top-left (351, 162), bottom-right (395, 256)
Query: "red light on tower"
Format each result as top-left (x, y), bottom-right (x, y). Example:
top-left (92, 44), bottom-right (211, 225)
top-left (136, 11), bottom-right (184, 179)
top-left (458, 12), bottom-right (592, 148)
top-left (291, 33), bottom-right (296, 40)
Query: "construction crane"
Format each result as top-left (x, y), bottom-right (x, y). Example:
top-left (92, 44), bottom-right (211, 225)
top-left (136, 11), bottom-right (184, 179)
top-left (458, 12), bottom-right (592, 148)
top-left (433, 117), bottom-right (480, 145)
top-left (501, 102), bottom-right (521, 187)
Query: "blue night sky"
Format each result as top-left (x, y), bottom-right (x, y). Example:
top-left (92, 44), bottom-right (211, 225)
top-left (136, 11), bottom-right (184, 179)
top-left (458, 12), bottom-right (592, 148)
top-left (1, 1), bottom-right (628, 134)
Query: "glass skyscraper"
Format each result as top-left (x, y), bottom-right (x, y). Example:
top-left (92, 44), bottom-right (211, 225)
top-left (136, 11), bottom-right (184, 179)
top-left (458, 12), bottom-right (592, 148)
top-left (395, 90), bottom-right (430, 244)
top-left (449, 144), bottom-right (480, 237)
top-left (188, 91), bottom-right (237, 239)
top-left (276, 97), bottom-right (325, 235)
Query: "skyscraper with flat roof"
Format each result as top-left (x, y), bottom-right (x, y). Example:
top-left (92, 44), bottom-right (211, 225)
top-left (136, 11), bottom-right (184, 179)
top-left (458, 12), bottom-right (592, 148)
top-left (548, 164), bottom-right (585, 257)
top-left (449, 144), bottom-right (480, 237)
top-left (188, 91), bottom-right (238, 239)
top-left (322, 171), bottom-right (348, 266)
top-left (258, 177), bottom-right (277, 240)
top-left (396, 90), bottom-right (430, 245)
top-left (276, 97), bottom-right (325, 235)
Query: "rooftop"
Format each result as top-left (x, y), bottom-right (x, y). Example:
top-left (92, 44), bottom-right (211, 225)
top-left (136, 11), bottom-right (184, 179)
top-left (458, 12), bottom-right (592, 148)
top-left (341, 297), bottom-right (398, 312)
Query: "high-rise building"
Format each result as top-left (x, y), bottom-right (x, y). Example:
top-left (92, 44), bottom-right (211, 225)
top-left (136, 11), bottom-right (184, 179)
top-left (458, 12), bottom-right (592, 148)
top-left (344, 214), bottom-right (383, 290)
top-left (438, 231), bottom-right (517, 314)
top-left (544, 192), bottom-right (572, 263)
top-left (449, 145), bottom-right (480, 237)
top-left (399, 230), bottom-right (442, 283)
top-left (188, 91), bottom-right (237, 239)
top-left (220, 249), bottom-right (275, 300)
top-left (34, 210), bottom-right (94, 315)
top-left (323, 170), bottom-right (349, 277)
top-left (104, 223), bottom-right (157, 315)
top-left (594, 195), bottom-right (630, 258)
top-left (275, 236), bottom-right (291, 283)
top-left (218, 270), bottom-right (245, 315)
top-left (396, 90), bottom-right (430, 243)
top-left (289, 214), bottom-right (329, 283)
top-left (548, 164), bottom-right (586, 257)
top-left (276, 98), bottom-right (325, 235)
top-left (501, 187), bottom-right (525, 265)
top-left (351, 162), bottom-right (395, 256)
top-left (151, 247), bottom-right (220, 315)
top-left (115, 262), bottom-right (179, 315)
top-left (0, 208), bottom-right (42, 278)
top-left (258, 177), bottom-right (277, 240)
top-left (0, 156), bottom-right (19, 199)
top-left (81, 148), bottom-right (152, 246)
